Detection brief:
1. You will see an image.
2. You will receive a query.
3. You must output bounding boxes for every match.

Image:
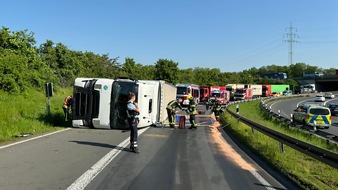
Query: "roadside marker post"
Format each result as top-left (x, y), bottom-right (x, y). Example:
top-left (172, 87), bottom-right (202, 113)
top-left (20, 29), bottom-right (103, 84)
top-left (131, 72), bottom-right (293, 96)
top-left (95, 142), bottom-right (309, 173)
top-left (313, 120), bottom-right (317, 132)
top-left (45, 82), bottom-right (53, 116)
top-left (290, 114), bottom-right (293, 122)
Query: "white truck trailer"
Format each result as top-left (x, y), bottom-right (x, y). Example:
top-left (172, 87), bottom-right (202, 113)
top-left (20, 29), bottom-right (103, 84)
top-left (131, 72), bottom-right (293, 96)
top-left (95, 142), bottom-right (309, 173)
top-left (245, 84), bottom-right (262, 98)
top-left (72, 78), bottom-right (176, 129)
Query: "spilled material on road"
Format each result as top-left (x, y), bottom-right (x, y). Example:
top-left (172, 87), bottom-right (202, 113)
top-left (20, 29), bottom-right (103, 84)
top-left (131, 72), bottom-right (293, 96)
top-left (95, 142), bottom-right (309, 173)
top-left (208, 113), bottom-right (256, 171)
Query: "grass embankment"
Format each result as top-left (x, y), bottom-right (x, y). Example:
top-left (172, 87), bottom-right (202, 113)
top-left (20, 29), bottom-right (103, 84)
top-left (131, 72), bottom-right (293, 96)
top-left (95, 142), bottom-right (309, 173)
top-left (223, 100), bottom-right (338, 190)
top-left (0, 87), bottom-right (72, 143)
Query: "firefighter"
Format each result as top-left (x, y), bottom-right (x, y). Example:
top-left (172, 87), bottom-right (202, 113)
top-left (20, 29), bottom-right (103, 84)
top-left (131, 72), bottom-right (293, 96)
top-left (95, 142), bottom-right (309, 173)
top-left (205, 97), bottom-right (212, 110)
top-left (166, 98), bottom-right (183, 128)
top-left (187, 94), bottom-right (198, 129)
top-left (212, 96), bottom-right (223, 121)
top-left (127, 92), bottom-right (140, 153)
top-left (62, 95), bottom-right (73, 121)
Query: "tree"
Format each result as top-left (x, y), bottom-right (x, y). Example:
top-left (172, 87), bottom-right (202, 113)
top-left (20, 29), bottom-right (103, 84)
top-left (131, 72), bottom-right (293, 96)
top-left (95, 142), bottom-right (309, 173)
top-left (322, 68), bottom-right (337, 76)
top-left (122, 58), bottom-right (138, 79)
top-left (177, 68), bottom-right (195, 84)
top-left (0, 27), bottom-right (53, 92)
top-left (137, 65), bottom-right (156, 80)
top-left (154, 59), bottom-right (179, 84)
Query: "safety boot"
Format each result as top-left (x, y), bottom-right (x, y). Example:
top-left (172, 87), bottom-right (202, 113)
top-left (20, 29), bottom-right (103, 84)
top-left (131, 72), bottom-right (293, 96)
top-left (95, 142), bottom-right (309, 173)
top-left (130, 146), bottom-right (139, 153)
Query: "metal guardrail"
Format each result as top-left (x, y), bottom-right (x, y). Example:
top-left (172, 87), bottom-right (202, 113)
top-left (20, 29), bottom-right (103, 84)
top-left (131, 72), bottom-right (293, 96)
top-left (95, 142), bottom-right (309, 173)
top-left (226, 99), bottom-right (338, 170)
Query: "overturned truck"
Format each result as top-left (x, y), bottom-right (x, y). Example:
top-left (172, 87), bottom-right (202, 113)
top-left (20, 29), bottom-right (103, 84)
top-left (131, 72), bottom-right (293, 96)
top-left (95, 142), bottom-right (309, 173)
top-left (72, 78), bottom-right (176, 129)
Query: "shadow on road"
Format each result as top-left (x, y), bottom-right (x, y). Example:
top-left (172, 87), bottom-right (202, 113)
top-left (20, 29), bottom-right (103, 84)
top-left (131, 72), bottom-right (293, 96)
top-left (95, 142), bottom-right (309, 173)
top-left (69, 140), bottom-right (130, 152)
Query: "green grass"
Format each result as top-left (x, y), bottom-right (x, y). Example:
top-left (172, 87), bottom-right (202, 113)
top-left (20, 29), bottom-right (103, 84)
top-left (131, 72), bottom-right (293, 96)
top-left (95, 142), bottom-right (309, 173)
top-left (0, 87), bottom-right (73, 143)
top-left (222, 100), bottom-right (338, 190)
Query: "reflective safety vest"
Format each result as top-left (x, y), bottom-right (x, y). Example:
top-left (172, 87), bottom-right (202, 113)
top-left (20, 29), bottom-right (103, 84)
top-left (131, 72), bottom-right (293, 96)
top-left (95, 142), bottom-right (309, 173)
top-left (166, 100), bottom-right (182, 110)
top-left (213, 100), bottom-right (222, 111)
top-left (188, 101), bottom-right (197, 115)
top-left (205, 98), bottom-right (211, 105)
top-left (127, 101), bottom-right (139, 119)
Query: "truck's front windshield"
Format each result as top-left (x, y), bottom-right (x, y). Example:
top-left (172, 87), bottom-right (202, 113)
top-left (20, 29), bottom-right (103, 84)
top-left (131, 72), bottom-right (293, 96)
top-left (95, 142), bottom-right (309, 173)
top-left (111, 81), bottom-right (138, 129)
top-left (236, 89), bottom-right (246, 93)
top-left (211, 93), bottom-right (221, 97)
top-left (177, 87), bottom-right (188, 95)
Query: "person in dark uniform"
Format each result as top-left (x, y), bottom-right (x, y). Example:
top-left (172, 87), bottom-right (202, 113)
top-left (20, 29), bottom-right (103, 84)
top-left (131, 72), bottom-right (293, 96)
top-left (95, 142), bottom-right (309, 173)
top-left (187, 94), bottom-right (198, 129)
top-left (205, 97), bottom-right (211, 110)
top-left (127, 92), bottom-right (140, 153)
top-left (166, 98), bottom-right (183, 128)
top-left (212, 97), bottom-right (223, 121)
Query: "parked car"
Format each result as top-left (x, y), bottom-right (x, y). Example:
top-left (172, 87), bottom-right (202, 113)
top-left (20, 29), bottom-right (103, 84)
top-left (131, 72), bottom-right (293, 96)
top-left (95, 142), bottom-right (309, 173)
top-left (283, 90), bottom-right (292, 96)
top-left (324, 92), bottom-right (335, 99)
top-left (325, 103), bottom-right (338, 115)
top-left (314, 95), bottom-right (325, 102)
top-left (293, 104), bottom-right (331, 128)
top-left (270, 92), bottom-right (282, 97)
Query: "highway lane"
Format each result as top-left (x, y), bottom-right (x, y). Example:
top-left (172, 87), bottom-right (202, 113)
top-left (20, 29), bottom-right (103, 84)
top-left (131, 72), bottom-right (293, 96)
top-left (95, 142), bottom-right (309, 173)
top-left (270, 96), bottom-right (338, 136)
top-left (0, 106), bottom-right (298, 190)
top-left (85, 112), bottom-right (292, 190)
top-left (0, 128), bottom-right (131, 190)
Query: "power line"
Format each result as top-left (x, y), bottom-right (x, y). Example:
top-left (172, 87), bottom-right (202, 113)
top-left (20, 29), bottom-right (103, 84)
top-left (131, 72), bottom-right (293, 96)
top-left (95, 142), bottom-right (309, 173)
top-left (284, 22), bottom-right (299, 65)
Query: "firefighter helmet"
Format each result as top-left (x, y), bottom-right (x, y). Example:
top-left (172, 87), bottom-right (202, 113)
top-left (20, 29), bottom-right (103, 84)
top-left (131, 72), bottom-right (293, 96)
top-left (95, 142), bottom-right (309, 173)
top-left (187, 94), bottom-right (193, 100)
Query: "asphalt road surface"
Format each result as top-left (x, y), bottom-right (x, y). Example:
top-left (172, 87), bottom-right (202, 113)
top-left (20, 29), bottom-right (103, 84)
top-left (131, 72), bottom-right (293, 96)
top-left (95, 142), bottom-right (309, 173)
top-left (0, 106), bottom-right (298, 190)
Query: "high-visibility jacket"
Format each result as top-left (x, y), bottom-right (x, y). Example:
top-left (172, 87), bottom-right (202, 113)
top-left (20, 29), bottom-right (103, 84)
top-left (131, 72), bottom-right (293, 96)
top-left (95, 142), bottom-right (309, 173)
top-left (166, 100), bottom-right (183, 110)
top-left (188, 101), bottom-right (197, 115)
top-left (212, 100), bottom-right (222, 111)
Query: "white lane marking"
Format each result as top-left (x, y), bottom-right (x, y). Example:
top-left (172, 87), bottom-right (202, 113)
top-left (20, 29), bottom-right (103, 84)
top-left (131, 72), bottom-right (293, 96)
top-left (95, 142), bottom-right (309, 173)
top-left (269, 101), bottom-right (278, 110)
top-left (0, 128), bottom-right (72, 150)
top-left (249, 170), bottom-right (277, 190)
top-left (67, 127), bottom-right (149, 190)
top-left (323, 98), bottom-right (338, 105)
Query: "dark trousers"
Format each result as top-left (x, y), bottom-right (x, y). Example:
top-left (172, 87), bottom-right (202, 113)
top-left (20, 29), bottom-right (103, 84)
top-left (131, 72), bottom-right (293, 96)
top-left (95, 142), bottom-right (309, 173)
top-left (213, 110), bottom-right (222, 121)
top-left (128, 118), bottom-right (138, 148)
top-left (167, 108), bottom-right (175, 127)
top-left (63, 107), bottom-right (70, 121)
top-left (190, 114), bottom-right (196, 127)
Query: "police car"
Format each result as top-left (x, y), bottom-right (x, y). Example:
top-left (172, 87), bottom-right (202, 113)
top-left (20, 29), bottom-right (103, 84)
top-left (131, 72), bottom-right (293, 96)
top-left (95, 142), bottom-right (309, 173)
top-left (293, 104), bottom-right (331, 129)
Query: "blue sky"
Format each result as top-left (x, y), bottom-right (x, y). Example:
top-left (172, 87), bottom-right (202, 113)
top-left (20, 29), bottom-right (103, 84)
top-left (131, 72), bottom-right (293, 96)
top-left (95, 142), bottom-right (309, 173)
top-left (2, 0), bottom-right (338, 72)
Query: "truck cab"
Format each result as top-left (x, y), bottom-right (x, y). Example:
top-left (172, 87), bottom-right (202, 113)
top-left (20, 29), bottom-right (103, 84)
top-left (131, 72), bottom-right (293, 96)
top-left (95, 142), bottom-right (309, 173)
top-left (72, 78), bottom-right (138, 129)
top-left (199, 86), bottom-right (210, 103)
top-left (209, 89), bottom-right (229, 105)
top-left (234, 88), bottom-right (253, 101)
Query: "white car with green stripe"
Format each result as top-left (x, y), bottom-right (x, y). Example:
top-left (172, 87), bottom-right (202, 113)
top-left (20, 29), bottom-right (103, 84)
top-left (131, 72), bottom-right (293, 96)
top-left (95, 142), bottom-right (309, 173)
top-left (293, 104), bottom-right (332, 129)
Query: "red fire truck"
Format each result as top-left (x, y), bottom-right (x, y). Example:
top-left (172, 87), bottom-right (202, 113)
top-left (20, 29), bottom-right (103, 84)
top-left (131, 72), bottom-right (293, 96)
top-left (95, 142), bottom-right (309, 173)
top-left (209, 86), bottom-right (230, 105)
top-left (234, 88), bottom-right (253, 101)
top-left (176, 84), bottom-right (200, 106)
